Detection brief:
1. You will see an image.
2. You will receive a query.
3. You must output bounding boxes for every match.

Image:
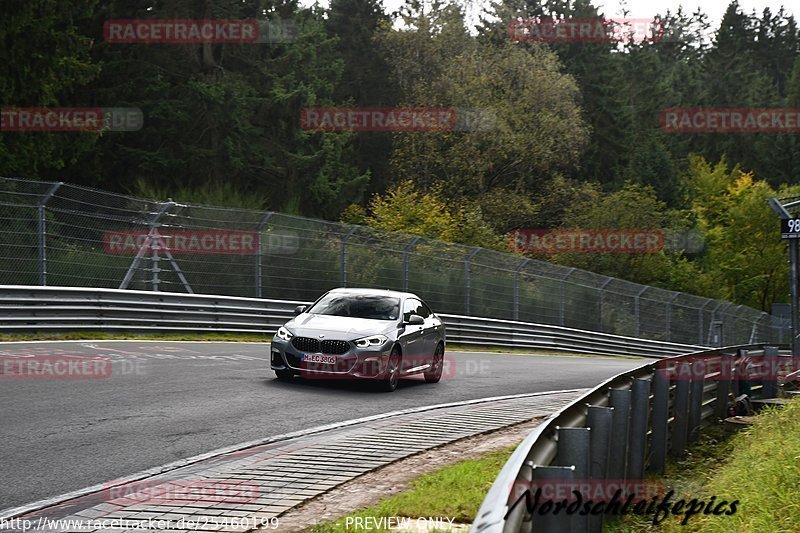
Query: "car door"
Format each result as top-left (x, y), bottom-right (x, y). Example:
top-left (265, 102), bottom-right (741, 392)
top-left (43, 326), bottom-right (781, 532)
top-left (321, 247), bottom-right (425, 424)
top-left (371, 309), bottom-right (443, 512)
top-left (399, 297), bottom-right (426, 371)
top-left (418, 300), bottom-right (443, 362)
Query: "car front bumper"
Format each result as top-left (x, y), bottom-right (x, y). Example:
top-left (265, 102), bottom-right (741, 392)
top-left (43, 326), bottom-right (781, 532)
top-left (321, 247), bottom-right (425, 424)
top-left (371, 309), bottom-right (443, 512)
top-left (270, 337), bottom-right (394, 379)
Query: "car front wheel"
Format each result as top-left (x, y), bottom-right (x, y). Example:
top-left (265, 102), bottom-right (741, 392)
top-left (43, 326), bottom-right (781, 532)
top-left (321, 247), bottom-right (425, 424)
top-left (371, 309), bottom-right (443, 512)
top-left (378, 347), bottom-right (402, 392)
top-left (424, 343), bottom-right (444, 383)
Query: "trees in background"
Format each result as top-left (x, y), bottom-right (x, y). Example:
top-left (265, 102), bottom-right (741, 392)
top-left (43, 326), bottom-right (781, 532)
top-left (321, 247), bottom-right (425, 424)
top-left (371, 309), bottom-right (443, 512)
top-left (1, 0), bottom-right (799, 309)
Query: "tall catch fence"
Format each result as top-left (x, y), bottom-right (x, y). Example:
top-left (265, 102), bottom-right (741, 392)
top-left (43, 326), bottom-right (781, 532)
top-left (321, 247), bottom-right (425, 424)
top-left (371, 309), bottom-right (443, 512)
top-left (0, 176), bottom-right (785, 345)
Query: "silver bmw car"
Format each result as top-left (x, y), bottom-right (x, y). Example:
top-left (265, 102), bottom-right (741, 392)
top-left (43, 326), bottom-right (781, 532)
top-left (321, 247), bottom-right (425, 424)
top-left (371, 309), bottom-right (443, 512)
top-left (270, 288), bottom-right (446, 391)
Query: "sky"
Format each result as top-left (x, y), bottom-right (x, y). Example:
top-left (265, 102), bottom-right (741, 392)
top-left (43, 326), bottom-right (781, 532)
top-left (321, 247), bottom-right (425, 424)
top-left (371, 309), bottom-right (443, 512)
top-left (303, 0), bottom-right (796, 33)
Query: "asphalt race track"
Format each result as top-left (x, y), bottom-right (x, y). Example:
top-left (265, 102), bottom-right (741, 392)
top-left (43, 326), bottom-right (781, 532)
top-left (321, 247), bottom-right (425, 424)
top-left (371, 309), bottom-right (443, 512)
top-left (0, 341), bottom-right (645, 510)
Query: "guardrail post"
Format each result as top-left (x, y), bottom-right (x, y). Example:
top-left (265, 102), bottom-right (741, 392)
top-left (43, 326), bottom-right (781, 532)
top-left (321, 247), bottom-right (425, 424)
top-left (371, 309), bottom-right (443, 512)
top-left (587, 406), bottom-right (613, 533)
top-left (608, 388), bottom-right (631, 482)
top-left (340, 226), bottom-right (357, 287)
top-left (37, 182), bottom-right (63, 286)
top-left (531, 465), bottom-right (575, 533)
top-left (513, 258), bottom-right (530, 321)
top-left (255, 212), bottom-right (274, 298)
top-left (557, 426), bottom-right (591, 533)
top-left (671, 363), bottom-right (690, 456)
top-left (716, 352), bottom-right (735, 419)
top-left (464, 248), bottom-right (480, 315)
top-left (628, 379), bottom-right (651, 480)
top-left (402, 237), bottom-right (420, 292)
top-left (650, 365), bottom-right (669, 474)
top-left (688, 362), bottom-right (705, 442)
top-left (762, 346), bottom-right (779, 398)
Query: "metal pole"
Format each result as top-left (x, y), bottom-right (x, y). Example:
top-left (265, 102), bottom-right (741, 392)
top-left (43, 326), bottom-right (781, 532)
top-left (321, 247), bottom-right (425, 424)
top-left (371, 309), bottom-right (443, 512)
top-left (340, 226), bottom-right (357, 287)
top-left (587, 405), bottom-right (613, 533)
top-left (513, 258), bottom-right (530, 321)
top-left (151, 230), bottom-right (160, 291)
top-left (464, 247), bottom-right (480, 315)
top-left (556, 426), bottom-right (591, 532)
top-left (402, 237), bottom-right (420, 292)
top-left (255, 212), bottom-right (273, 298)
top-left (37, 182), bottom-right (63, 286)
top-left (791, 239), bottom-right (800, 357)
top-left (666, 293), bottom-right (679, 342)
top-left (698, 300), bottom-right (710, 345)
top-left (559, 268), bottom-right (576, 327)
top-left (531, 465), bottom-right (575, 533)
top-left (634, 287), bottom-right (648, 338)
top-left (598, 278), bottom-right (612, 332)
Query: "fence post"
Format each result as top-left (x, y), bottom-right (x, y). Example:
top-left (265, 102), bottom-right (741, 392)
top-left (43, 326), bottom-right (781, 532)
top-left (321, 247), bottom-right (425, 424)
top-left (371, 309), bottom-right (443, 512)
top-left (666, 293), bottom-right (679, 342)
top-left (513, 258), bottom-right (530, 321)
top-left (464, 247), bottom-right (480, 315)
top-left (37, 182), bottom-right (63, 286)
top-left (559, 268), bottom-right (576, 327)
top-left (402, 237), bottom-right (420, 292)
top-left (634, 287), bottom-right (648, 338)
top-left (598, 278), bottom-right (612, 332)
top-left (650, 365), bottom-right (669, 473)
top-left (254, 212), bottom-right (273, 298)
top-left (340, 226), bottom-right (357, 287)
top-left (698, 300), bottom-right (711, 345)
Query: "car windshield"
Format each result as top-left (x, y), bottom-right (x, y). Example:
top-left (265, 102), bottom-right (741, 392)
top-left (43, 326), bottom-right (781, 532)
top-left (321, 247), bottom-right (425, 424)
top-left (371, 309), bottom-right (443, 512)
top-left (306, 294), bottom-right (400, 320)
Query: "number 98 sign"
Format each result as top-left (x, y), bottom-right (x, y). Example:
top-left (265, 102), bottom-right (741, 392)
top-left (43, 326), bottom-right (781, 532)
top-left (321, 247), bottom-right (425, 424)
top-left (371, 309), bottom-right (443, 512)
top-left (780, 218), bottom-right (800, 239)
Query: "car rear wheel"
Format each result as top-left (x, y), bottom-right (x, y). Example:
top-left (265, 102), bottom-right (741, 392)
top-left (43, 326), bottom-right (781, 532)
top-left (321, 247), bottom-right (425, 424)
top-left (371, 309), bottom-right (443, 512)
top-left (275, 369), bottom-right (294, 380)
top-left (378, 347), bottom-right (402, 392)
top-left (424, 343), bottom-right (444, 383)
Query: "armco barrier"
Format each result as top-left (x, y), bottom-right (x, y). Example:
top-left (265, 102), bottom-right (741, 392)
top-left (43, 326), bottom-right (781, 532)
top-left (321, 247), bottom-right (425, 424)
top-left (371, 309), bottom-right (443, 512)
top-left (0, 286), bottom-right (704, 357)
top-left (471, 344), bottom-right (799, 533)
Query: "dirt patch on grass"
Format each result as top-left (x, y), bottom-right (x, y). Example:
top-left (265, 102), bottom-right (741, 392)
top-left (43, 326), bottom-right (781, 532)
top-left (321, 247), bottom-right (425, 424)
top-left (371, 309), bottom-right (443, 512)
top-left (269, 418), bottom-right (543, 532)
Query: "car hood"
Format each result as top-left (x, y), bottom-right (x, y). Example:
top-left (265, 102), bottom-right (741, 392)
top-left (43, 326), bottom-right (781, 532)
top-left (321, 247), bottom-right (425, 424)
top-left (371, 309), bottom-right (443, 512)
top-left (285, 314), bottom-right (397, 340)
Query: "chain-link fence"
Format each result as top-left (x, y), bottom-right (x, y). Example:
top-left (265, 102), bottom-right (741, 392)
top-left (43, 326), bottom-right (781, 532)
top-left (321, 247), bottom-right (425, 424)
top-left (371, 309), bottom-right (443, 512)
top-left (0, 176), bottom-right (786, 345)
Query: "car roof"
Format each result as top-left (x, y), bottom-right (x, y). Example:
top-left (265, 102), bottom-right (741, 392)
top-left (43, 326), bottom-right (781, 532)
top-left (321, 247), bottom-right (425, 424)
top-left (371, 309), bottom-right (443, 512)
top-left (326, 287), bottom-right (421, 300)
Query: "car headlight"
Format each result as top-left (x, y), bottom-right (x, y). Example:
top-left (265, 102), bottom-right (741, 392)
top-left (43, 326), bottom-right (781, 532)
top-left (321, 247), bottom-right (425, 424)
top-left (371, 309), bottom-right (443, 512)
top-left (354, 334), bottom-right (388, 348)
top-left (275, 327), bottom-right (294, 341)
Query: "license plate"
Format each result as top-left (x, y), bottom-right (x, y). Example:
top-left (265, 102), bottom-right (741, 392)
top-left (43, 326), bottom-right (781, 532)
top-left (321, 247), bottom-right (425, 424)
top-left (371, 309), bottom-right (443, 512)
top-left (301, 354), bottom-right (336, 364)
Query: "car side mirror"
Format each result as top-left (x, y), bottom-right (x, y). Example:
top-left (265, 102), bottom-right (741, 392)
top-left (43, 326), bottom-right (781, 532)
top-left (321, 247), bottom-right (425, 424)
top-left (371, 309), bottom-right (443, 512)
top-left (294, 305), bottom-right (306, 316)
top-left (407, 314), bottom-right (424, 325)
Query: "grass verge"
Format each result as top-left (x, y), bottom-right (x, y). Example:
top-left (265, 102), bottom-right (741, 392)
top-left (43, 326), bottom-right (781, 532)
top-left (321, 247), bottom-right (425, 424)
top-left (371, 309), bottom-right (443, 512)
top-left (308, 447), bottom-right (515, 532)
top-left (610, 397), bottom-right (800, 532)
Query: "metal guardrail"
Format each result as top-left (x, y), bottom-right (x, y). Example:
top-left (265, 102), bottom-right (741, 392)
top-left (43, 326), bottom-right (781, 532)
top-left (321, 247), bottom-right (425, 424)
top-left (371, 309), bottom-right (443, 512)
top-left (471, 344), bottom-right (799, 533)
top-left (0, 286), bottom-right (704, 357)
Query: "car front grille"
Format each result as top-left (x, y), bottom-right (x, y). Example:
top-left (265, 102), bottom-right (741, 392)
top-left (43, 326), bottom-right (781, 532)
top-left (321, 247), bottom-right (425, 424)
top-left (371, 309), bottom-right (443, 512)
top-left (291, 337), bottom-right (351, 355)
top-left (291, 337), bottom-right (320, 353)
top-left (321, 340), bottom-right (350, 355)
